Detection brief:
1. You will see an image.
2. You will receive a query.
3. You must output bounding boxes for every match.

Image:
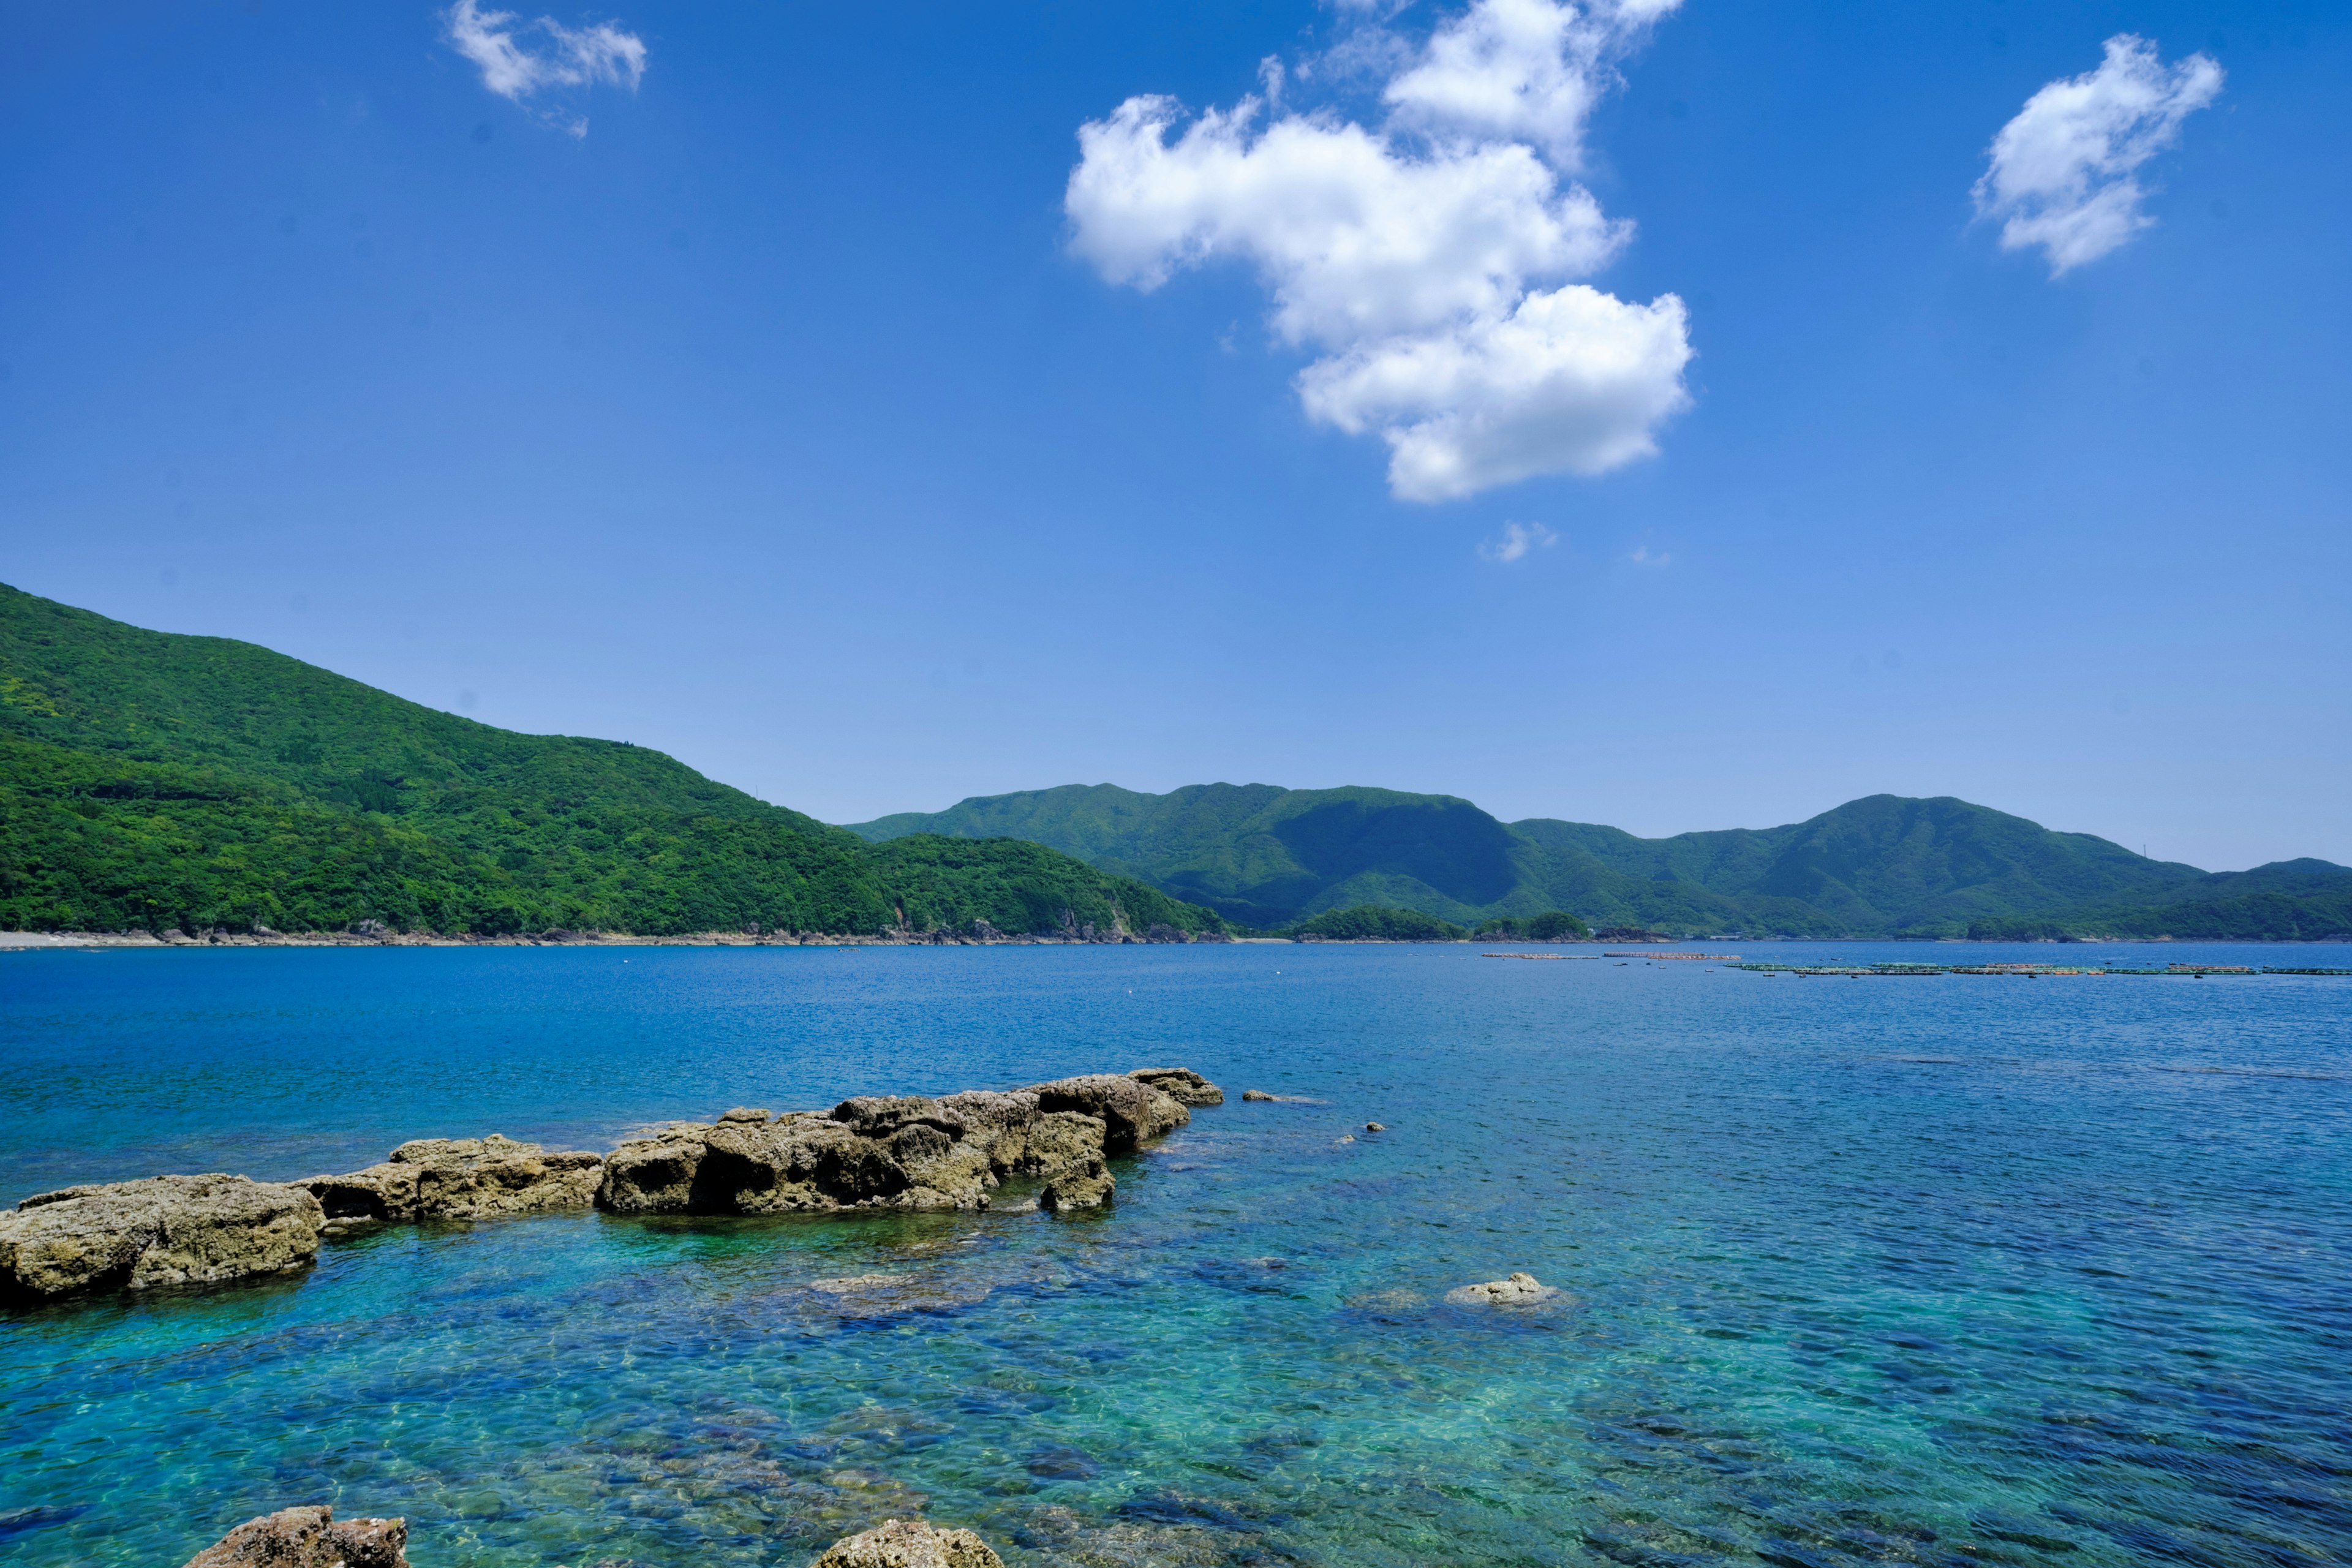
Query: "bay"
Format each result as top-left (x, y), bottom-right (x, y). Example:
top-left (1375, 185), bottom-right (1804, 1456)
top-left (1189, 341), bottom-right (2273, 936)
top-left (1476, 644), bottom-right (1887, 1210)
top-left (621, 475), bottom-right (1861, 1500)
top-left (2, 942), bottom-right (2348, 1567)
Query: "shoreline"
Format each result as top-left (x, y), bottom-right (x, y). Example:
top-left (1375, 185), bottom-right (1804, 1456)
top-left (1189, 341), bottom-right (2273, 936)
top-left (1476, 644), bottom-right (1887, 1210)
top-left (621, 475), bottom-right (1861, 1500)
top-left (4, 929), bottom-right (2343, 952)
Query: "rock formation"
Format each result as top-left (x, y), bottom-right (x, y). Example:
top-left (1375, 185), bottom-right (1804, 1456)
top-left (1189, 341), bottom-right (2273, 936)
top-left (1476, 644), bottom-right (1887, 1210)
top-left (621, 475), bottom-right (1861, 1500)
top-left (1, 1174), bottom-right (323, 1300)
top-left (809, 1518), bottom-right (1003, 1568)
top-left (596, 1072), bottom-right (1204, 1216)
top-left (1444, 1272), bottom-right (1558, 1305)
top-left (1127, 1067), bottom-right (1224, 1107)
top-left (181, 1506), bottom-right (407, 1568)
top-left (6, 1066), bottom-right (1216, 1302)
top-left (300, 1134), bottom-right (603, 1224)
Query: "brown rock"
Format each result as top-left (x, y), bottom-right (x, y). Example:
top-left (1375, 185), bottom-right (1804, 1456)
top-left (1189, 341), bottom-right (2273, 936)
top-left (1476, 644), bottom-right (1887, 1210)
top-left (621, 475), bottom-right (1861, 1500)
top-left (1128, 1067), bottom-right (1225, 1107)
top-left (1241, 1089), bottom-right (1275, 1102)
top-left (181, 1506), bottom-right (407, 1568)
top-left (301, 1135), bottom-right (601, 1223)
top-left (809, 1518), bottom-right (1002, 1568)
top-left (1, 1174), bottom-right (323, 1300)
top-left (1026, 1074), bottom-right (1188, 1151)
top-left (1038, 1159), bottom-right (1115, 1212)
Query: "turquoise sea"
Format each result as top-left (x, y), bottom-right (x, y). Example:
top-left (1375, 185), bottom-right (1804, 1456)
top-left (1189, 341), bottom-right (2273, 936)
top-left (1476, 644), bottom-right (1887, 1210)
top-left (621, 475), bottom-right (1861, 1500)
top-left (2, 943), bottom-right (2348, 1567)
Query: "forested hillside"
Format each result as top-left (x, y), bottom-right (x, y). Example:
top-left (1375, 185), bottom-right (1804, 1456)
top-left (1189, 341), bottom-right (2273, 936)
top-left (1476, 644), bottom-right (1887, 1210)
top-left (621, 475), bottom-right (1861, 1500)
top-left (851, 784), bottom-right (2352, 940)
top-left (0, 584), bottom-right (1223, 940)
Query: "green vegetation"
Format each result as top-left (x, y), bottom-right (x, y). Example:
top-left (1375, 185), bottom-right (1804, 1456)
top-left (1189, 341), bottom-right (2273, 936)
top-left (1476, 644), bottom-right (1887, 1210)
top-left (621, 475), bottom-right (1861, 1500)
top-left (1474, 910), bottom-right (1593, 940)
top-left (851, 785), bottom-right (2352, 941)
top-left (1291, 905), bottom-right (1464, 941)
top-left (0, 584), bottom-right (1224, 940)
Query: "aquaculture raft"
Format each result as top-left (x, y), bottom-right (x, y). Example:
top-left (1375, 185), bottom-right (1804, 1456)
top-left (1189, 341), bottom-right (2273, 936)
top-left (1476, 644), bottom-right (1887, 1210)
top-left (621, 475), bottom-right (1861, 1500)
top-left (1732, 962), bottom-right (2351, 979)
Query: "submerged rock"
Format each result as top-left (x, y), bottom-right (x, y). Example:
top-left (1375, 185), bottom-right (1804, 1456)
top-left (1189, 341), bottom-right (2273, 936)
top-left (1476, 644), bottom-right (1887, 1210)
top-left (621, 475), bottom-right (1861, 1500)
top-left (300, 1134), bottom-right (602, 1224)
top-left (1, 1174), bottom-right (323, 1300)
top-left (181, 1505), bottom-right (407, 1568)
top-left (1444, 1271), bottom-right (1559, 1305)
top-left (1128, 1068), bottom-right (1224, 1107)
top-left (810, 1518), bottom-right (1003, 1568)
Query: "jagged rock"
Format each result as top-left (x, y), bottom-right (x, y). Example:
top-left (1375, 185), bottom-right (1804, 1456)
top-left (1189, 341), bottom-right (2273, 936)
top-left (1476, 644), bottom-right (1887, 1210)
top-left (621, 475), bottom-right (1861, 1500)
top-left (300, 1134), bottom-right (603, 1223)
top-left (1128, 1068), bottom-right (1224, 1107)
top-left (1026, 1075), bottom-right (1188, 1151)
top-left (1241, 1090), bottom-right (1275, 1102)
top-left (1444, 1271), bottom-right (1559, 1305)
top-left (1039, 1161), bottom-right (1114, 1212)
top-left (182, 1505), bottom-right (407, 1568)
top-left (599, 1094), bottom-right (1106, 1216)
top-left (810, 1518), bottom-right (1003, 1568)
top-left (1365, 1121), bottom-right (1387, 1132)
top-left (721, 1107), bottom-right (772, 1124)
top-left (1, 1174), bottom-right (323, 1300)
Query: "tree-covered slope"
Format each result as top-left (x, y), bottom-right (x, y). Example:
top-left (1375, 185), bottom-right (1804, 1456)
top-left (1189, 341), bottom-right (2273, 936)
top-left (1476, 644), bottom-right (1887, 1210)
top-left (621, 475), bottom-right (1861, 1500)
top-left (851, 782), bottom-right (1528, 927)
top-left (0, 584), bottom-right (1223, 938)
top-left (850, 784), bottom-right (2349, 939)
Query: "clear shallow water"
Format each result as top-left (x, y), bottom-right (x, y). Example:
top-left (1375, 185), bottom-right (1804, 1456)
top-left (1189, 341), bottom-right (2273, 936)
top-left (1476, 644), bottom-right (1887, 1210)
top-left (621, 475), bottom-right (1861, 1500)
top-left (2, 943), bottom-right (2348, 1568)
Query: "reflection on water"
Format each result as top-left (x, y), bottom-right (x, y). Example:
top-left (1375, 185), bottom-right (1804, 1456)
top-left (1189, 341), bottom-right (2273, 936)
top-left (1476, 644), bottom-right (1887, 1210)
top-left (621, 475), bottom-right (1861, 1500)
top-left (2, 943), bottom-right (2348, 1566)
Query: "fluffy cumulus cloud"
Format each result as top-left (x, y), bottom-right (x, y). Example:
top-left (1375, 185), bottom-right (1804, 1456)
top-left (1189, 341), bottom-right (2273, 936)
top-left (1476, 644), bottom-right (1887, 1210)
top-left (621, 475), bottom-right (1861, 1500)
top-left (445, 0), bottom-right (646, 133)
top-left (1066, 0), bottom-right (1692, 503)
top-left (1975, 35), bottom-right (2223, 276)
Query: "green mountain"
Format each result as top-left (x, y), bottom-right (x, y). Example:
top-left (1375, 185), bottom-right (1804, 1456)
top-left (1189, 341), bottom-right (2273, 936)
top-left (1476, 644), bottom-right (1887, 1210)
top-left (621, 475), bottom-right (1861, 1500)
top-left (847, 785), bottom-right (2352, 940)
top-left (0, 584), bottom-right (1223, 940)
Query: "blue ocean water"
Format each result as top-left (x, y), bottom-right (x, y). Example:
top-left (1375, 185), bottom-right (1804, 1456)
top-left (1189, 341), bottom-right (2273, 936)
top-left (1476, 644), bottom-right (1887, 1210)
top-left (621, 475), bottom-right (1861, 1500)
top-left (2, 942), bottom-right (2348, 1568)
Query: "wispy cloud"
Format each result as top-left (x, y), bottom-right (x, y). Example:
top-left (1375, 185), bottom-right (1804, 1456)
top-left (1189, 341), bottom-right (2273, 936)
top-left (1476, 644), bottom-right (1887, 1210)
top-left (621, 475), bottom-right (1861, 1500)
top-left (444, 0), bottom-right (646, 136)
top-left (1975, 36), bottom-right (2222, 276)
top-left (1479, 519), bottom-right (1558, 562)
top-left (1627, 543), bottom-right (1669, 567)
top-left (1066, 0), bottom-right (1692, 503)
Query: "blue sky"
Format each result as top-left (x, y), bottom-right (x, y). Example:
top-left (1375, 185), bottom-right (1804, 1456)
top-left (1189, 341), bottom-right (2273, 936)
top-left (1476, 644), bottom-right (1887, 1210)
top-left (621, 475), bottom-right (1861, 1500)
top-left (3, 1), bottom-right (2346, 869)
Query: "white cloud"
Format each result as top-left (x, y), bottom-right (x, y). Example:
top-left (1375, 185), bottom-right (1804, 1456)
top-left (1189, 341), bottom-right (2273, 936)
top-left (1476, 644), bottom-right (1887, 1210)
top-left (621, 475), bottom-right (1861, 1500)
top-left (1066, 0), bottom-right (1691, 503)
top-left (1385, 0), bottom-right (1679, 168)
top-left (1479, 519), bottom-right (1558, 562)
top-left (1975, 35), bottom-right (2223, 276)
top-left (1627, 543), bottom-right (1670, 567)
top-left (1301, 284), bottom-right (1690, 500)
top-left (445, 0), bottom-right (646, 127)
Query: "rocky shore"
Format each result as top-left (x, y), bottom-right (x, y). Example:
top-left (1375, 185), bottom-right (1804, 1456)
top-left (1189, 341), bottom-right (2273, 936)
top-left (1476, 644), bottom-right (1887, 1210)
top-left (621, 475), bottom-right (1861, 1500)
top-left (2, 1068), bottom-right (1220, 1303)
top-left (178, 1509), bottom-right (997, 1568)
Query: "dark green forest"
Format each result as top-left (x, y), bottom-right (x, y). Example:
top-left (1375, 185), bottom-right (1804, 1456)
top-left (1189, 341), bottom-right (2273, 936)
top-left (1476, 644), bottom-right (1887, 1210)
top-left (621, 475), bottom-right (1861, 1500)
top-left (852, 783), bottom-right (2352, 940)
top-left (0, 584), bottom-right (1223, 940)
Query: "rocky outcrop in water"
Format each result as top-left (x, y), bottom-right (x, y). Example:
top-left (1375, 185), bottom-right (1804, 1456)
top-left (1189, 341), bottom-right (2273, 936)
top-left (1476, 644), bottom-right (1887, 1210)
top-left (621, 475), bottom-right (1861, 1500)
top-left (1128, 1067), bottom-right (1224, 1107)
top-left (181, 1506), bottom-right (407, 1568)
top-left (6, 1067), bottom-right (1216, 1302)
top-left (299, 1134), bottom-right (603, 1224)
top-left (0, 1174), bottom-right (323, 1300)
top-left (1444, 1272), bottom-right (1558, 1305)
top-left (810, 1518), bottom-right (1004, 1568)
top-left (597, 1072), bottom-right (1204, 1216)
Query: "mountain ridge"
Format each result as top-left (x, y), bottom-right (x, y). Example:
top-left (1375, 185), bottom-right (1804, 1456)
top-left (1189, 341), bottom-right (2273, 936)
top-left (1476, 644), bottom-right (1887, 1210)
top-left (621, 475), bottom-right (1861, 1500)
top-left (846, 784), bottom-right (2351, 940)
top-left (0, 583), bottom-right (1225, 941)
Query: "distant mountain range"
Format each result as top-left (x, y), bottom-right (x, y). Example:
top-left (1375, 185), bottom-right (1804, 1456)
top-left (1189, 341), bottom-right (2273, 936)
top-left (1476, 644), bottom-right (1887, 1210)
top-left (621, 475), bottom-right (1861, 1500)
top-left (848, 785), bottom-right (2352, 940)
top-left (0, 584), bottom-right (1222, 940)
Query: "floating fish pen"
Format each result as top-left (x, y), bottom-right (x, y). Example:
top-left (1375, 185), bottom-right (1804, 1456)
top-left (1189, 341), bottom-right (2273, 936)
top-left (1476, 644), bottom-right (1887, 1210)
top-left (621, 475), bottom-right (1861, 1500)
top-left (1605, 951), bottom-right (1740, 960)
top-left (1733, 962), bottom-right (2343, 979)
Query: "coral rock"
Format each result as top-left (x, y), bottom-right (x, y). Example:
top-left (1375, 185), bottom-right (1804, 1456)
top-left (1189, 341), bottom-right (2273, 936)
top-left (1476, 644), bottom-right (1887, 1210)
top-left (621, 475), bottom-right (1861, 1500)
top-left (181, 1506), bottom-right (406, 1568)
top-left (810, 1518), bottom-right (1003, 1568)
top-left (1444, 1271), bottom-right (1559, 1305)
top-left (301, 1134), bottom-right (601, 1223)
top-left (1, 1174), bottom-right (322, 1300)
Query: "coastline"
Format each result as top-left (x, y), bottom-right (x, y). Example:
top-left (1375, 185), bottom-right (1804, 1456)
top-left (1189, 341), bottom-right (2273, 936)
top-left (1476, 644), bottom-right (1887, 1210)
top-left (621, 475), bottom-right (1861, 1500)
top-left (0, 928), bottom-right (1234, 951)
